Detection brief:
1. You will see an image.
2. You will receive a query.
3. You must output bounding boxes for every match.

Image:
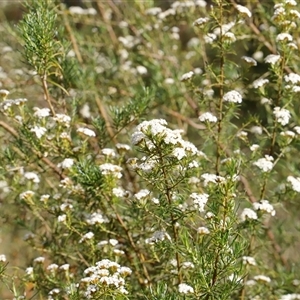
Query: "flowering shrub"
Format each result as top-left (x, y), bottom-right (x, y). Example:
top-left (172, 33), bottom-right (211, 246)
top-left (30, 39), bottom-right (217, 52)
top-left (1, 0), bottom-right (300, 299)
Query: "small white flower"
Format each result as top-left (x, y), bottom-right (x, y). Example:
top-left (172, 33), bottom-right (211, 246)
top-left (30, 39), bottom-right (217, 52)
top-left (242, 56), bottom-right (257, 66)
top-left (199, 112), bottom-right (218, 123)
top-left (284, 73), bottom-right (300, 85)
top-left (77, 127), bottom-right (96, 137)
top-left (261, 97), bottom-right (272, 105)
top-left (201, 173), bottom-right (226, 185)
top-left (20, 190), bottom-right (35, 200)
top-left (253, 155), bottom-right (274, 172)
top-left (58, 158), bottom-right (74, 169)
top-left (223, 90), bottom-right (242, 103)
top-left (109, 239), bottom-right (119, 247)
top-left (253, 200), bottom-right (276, 216)
top-left (276, 33), bottom-right (293, 42)
top-left (240, 208), bottom-right (258, 222)
top-left (172, 147), bottom-right (186, 160)
top-left (25, 267), bottom-right (34, 275)
top-left (294, 126), bottom-right (300, 135)
top-left (134, 189), bottom-right (150, 201)
top-left (112, 187), bottom-right (126, 197)
top-left (24, 172), bottom-right (40, 183)
top-left (101, 148), bottom-right (116, 157)
top-left (136, 65), bottom-right (148, 75)
top-left (34, 256), bottom-right (45, 263)
top-left (99, 163), bottom-right (122, 178)
top-left (47, 264), bottom-right (59, 272)
top-left (79, 232), bottom-right (94, 243)
top-left (273, 107), bottom-right (291, 126)
top-left (145, 7), bottom-right (162, 15)
top-left (253, 275), bottom-right (271, 283)
top-left (58, 214), bottom-right (67, 223)
top-left (33, 107), bottom-right (51, 118)
top-left (59, 264), bottom-right (69, 271)
top-left (250, 144), bottom-right (259, 151)
top-left (86, 212), bottom-right (109, 225)
top-left (237, 131), bottom-right (248, 138)
top-left (182, 262), bottom-right (195, 269)
top-left (164, 78), bottom-right (175, 85)
top-left (243, 256), bottom-right (256, 266)
top-left (190, 193), bottom-right (209, 212)
top-left (30, 126), bottom-right (47, 139)
top-left (53, 114), bottom-right (71, 127)
top-left (193, 17), bottom-right (209, 27)
top-left (116, 143), bottom-right (131, 152)
top-left (0, 254), bottom-right (6, 262)
top-left (292, 86), bottom-right (300, 93)
top-left (250, 126), bottom-right (263, 135)
top-left (197, 226), bottom-right (210, 235)
top-left (236, 5), bottom-right (252, 18)
top-left (0, 89), bottom-right (9, 98)
top-left (223, 32), bottom-right (236, 43)
top-left (204, 33), bottom-right (217, 44)
top-left (280, 294), bottom-right (300, 300)
top-left (284, 0), bottom-right (297, 6)
top-left (145, 231), bottom-right (171, 244)
top-left (253, 78), bottom-right (269, 89)
top-left (178, 283), bottom-right (194, 294)
top-left (264, 54), bottom-right (281, 65)
top-left (287, 176), bottom-right (300, 192)
top-left (280, 130), bottom-right (295, 138)
top-left (181, 71), bottom-right (194, 81)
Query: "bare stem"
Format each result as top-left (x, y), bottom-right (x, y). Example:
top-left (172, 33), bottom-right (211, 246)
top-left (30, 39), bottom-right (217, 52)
top-left (42, 73), bottom-right (55, 116)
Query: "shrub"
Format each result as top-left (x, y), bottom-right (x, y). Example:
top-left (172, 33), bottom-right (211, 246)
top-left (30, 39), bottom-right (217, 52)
top-left (0, 0), bottom-right (300, 299)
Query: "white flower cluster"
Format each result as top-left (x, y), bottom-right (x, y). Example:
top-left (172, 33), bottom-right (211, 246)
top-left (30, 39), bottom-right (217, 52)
top-left (253, 78), bottom-right (269, 89)
top-left (223, 90), bottom-right (243, 103)
top-left (264, 54), bottom-right (281, 65)
top-left (253, 200), bottom-right (276, 216)
top-left (77, 127), bottom-right (96, 137)
top-left (69, 6), bottom-right (97, 16)
top-left (273, 107), bottom-right (291, 126)
top-left (284, 73), bottom-right (300, 85)
top-left (131, 119), bottom-right (199, 160)
top-left (80, 259), bottom-right (132, 298)
top-left (242, 56), bottom-right (257, 66)
top-left (178, 283), bottom-right (194, 294)
top-left (287, 176), bottom-right (300, 192)
top-left (85, 212), bottom-right (109, 225)
top-left (199, 112), bottom-right (218, 123)
top-left (99, 163), bottom-right (123, 179)
top-left (240, 208), bottom-right (258, 222)
top-left (145, 230), bottom-right (171, 244)
top-left (242, 256), bottom-right (256, 266)
top-left (253, 275), bottom-right (271, 283)
top-left (201, 173), bottom-right (226, 186)
top-left (253, 155), bottom-right (274, 172)
top-left (236, 5), bottom-right (252, 18)
top-left (190, 192), bottom-right (209, 212)
top-left (280, 294), bottom-right (300, 300)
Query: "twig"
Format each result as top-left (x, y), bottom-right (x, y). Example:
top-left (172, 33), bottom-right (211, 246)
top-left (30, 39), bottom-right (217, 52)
top-left (0, 121), bottom-right (65, 180)
top-left (60, 5), bottom-right (83, 64)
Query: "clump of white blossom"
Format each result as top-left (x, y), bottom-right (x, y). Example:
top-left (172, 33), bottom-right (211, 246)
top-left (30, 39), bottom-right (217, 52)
top-left (287, 176), bottom-right (300, 192)
top-left (178, 283), bottom-right (194, 294)
top-left (253, 200), bottom-right (276, 216)
top-left (199, 112), bottom-right (218, 123)
top-left (223, 90), bottom-right (242, 103)
top-left (253, 155), bottom-right (274, 172)
top-left (80, 259), bottom-right (132, 298)
top-left (273, 107), bottom-right (291, 126)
